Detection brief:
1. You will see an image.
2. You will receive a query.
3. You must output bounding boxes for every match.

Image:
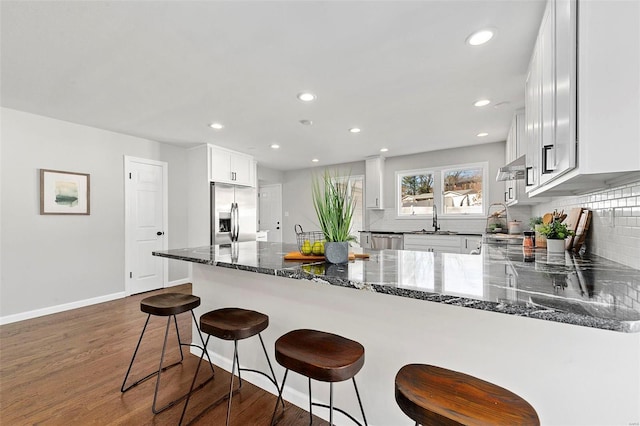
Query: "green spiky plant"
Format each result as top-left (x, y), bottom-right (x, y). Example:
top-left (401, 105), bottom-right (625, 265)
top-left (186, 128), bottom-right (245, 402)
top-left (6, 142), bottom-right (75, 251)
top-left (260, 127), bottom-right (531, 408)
top-left (311, 170), bottom-right (356, 242)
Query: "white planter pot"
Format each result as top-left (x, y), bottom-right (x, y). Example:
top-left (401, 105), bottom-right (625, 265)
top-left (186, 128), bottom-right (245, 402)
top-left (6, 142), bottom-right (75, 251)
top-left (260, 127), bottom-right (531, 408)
top-left (546, 238), bottom-right (565, 254)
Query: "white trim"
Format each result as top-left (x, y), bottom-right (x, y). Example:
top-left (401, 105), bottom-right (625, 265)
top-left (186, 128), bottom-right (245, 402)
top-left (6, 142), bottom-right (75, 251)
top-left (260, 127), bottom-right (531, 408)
top-left (124, 156), bottom-right (169, 295)
top-left (166, 278), bottom-right (191, 287)
top-left (189, 347), bottom-right (336, 425)
top-left (0, 291), bottom-right (126, 325)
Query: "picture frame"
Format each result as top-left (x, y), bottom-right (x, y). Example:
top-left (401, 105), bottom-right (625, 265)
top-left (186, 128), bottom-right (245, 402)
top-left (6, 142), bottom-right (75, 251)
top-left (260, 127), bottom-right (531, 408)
top-left (40, 169), bottom-right (90, 215)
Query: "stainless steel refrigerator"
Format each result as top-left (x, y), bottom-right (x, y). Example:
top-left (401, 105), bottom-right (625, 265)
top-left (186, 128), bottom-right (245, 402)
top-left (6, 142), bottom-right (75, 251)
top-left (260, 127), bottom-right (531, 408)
top-left (211, 182), bottom-right (257, 245)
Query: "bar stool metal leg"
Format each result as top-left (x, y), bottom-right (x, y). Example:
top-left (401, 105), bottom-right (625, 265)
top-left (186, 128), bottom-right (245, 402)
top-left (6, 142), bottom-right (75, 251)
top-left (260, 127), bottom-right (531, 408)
top-left (121, 313), bottom-right (185, 393)
top-left (308, 378), bottom-right (313, 425)
top-left (353, 378), bottom-right (367, 426)
top-left (270, 369), bottom-right (289, 426)
top-left (122, 310), bottom-right (215, 415)
top-left (180, 310), bottom-right (279, 426)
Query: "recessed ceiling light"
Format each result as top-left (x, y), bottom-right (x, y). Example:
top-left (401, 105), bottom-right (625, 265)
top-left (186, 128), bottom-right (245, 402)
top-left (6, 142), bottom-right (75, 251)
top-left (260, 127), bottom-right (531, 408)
top-left (380, 148), bottom-right (389, 152)
top-left (297, 92), bottom-right (316, 102)
top-left (270, 144), bottom-right (280, 149)
top-left (477, 132), bottom-right (489, 137)
top-left (299, 119), bottom-right (313, 126)
top-left (466, 29), bottom-right (494, 46)
top-left (349, 127), bottom-right (361, 133)
top-left (209, 122), bottom-right (224, 130)
top-left (474, 99), bottom-right (491, 107)
top-left (312, 158), bottom-right (319, 163)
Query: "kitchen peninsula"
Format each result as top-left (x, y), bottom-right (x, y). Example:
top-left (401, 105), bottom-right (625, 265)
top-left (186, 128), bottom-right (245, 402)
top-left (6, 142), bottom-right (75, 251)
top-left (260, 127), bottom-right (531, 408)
top-left (154, 242), bottom-right (640, 425)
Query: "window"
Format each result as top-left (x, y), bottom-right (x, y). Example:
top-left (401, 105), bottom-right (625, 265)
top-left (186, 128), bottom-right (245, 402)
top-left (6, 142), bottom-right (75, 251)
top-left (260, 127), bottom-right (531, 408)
top-left (397, 170), bottom-right (434, 216)
top-left (395, 162), bottom-right (487, 218)
top-left (441, 165), bottom-right (484, 215)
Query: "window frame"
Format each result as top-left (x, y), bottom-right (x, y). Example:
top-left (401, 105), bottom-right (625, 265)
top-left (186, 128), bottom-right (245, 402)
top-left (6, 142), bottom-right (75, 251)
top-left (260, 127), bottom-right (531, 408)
top-left (440, 162), bottom-right (488, 217)
top-left (394, 162), bottom-right (488, 219)
top-left (395, 168), bottom-right (436, 218)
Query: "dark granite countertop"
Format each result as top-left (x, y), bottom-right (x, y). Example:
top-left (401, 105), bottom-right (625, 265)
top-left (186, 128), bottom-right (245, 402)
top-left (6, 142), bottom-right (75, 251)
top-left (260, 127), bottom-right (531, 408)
top-left (153, 242), bottom-right (640, 332)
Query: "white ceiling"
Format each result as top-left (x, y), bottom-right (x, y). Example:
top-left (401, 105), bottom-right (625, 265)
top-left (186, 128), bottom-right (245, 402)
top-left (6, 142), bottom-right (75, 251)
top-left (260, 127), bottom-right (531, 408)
top-left (1, 0), bottom-right (545, 171)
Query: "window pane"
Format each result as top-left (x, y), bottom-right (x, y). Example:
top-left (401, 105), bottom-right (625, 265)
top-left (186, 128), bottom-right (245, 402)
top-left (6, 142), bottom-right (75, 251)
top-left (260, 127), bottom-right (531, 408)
top-left (443, 167), bottom-right (483, 214)
top-left (399, 173), bottom-right (434, 215)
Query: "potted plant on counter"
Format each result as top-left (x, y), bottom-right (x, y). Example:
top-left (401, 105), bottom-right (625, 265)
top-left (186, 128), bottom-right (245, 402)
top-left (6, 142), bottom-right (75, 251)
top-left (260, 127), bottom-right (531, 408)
top-left (311, 170), bottom-right (356, 264)
top-left (538, 218), bottom-right (574, 254)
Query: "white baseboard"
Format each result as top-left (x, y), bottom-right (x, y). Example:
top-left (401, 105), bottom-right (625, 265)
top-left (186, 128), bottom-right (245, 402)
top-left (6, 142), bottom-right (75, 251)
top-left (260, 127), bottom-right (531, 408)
top-left (189, 347), bottom-right (353, 425)
top-left (0, 291), bottom-right (127, 325)
top-left (166, 278), bottom-right (191, 287)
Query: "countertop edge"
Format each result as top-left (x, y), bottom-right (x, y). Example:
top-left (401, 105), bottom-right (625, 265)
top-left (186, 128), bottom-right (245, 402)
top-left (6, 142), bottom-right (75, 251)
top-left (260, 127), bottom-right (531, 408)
top-left (152, 251), bottom-right (637, 333)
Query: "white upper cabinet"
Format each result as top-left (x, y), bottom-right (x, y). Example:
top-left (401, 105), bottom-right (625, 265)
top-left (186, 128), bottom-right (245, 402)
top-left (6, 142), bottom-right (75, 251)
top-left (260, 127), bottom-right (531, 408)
top-left (526, 0), bottom-right (640, 196)
top-left (365, 157), bottom-right (384, 209)
top-left (505, 110), bottom-right (524, 205)
top-left (208, 144), bottom-right (255, 187)
top-left (525, 0), bottom-right (577, 192)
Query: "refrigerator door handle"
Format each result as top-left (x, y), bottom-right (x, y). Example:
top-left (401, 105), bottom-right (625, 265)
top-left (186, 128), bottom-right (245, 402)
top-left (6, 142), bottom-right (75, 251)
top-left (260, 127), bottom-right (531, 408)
top-left (230, 203), bottom-right (236, 241)
top-left (234, 202), bottom-right (240, 241)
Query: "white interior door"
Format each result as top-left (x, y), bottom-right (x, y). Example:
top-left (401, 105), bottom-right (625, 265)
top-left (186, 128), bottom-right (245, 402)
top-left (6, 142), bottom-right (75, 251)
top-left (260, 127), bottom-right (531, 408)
top-left (125, 156), bottom-right (168, 295)
top-left (258, 184), bottom-right (282, 242)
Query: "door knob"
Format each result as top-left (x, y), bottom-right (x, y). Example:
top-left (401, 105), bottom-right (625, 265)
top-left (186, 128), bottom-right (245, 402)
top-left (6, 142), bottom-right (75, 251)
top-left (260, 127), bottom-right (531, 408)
top-left (157, 231), bottom-right (164, 236)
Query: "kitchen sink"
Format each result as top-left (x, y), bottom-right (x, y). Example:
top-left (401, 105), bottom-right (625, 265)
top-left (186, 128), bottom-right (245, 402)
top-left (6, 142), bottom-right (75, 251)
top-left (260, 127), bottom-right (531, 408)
top-left (409, 230), bottom-right (458, 235)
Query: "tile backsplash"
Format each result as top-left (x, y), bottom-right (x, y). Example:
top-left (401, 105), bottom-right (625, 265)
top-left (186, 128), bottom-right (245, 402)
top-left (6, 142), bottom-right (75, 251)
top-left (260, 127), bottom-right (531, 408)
top-left (532, 180), bottom-right (640, 270)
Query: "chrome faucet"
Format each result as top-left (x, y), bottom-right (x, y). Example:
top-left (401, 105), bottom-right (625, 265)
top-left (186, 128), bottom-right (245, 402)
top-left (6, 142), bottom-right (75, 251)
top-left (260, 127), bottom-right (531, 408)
top-left (433, 204), bottom-right (440, 231)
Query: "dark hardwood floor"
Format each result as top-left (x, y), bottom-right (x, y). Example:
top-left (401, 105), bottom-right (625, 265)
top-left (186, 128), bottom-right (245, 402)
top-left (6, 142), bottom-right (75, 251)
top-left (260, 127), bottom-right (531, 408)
top-left (0, 284), bottom-right (328, 425)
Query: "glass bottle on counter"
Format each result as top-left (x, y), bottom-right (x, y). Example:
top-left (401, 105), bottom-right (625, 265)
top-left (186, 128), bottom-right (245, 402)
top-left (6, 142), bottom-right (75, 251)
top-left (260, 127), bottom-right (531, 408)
top-left (523, 231), bottom-right (535, 262)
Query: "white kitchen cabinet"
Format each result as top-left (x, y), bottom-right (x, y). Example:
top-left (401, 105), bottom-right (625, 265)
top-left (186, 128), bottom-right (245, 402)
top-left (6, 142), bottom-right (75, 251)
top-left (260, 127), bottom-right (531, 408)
top-left (460, 236), bottom-right (482, 254)
top-left (525, 0), bottom-right (576, 192)
top-left (365, 157), bottom-right (384, 209)
top-left (208, 144), bottom-right (255, 187)
top-left (505, 110), bottom-right (528, 205)
top-left (186, 144), bottom-right (256, 247)
top-left (403, 234), bottom-right (461, 254)
top-left (526, 0), bottom-right (640, 196)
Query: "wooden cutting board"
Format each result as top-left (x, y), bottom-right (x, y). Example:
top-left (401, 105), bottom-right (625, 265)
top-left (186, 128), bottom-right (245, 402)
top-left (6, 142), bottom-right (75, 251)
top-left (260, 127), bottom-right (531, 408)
top-left (564, 207), bottom-right (583, 249)
top-left (572, 209), bottom-right (592, 252)
top-left (283, 252), bottom-right (370, 261)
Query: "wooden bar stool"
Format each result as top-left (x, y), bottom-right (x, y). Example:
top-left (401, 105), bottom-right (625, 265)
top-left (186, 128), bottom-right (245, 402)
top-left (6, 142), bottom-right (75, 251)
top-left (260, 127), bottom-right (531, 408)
top-left (270, 329), bottom-right (368, 426)
top-left (395, 364), bottom-right (540, 426)
top-left (120, 293), bottom-right (215, 414)
top-left (179, 307), bottom-right (281, 426)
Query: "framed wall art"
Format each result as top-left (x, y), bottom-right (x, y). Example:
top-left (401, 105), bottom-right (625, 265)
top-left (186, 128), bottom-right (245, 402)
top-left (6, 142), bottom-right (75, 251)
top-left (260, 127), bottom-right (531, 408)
top-left (40, 169), bottom-right (90, 215)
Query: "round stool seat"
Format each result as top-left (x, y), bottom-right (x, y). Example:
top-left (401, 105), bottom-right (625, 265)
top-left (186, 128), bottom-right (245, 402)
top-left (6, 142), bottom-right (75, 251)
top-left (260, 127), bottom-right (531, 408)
top-left (275, 329), bottom-right (365, 383)
top-left (395, 364), bottom-right (539, 426)
top-left (200, 308), bottom-right (269, 340)
top-left (141, 293), bottom-right (200, 316)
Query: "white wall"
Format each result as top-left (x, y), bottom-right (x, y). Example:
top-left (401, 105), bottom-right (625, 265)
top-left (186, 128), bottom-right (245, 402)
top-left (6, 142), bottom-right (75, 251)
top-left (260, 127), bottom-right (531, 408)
top-left (369, 141), bottom-right (531, 233)
top-left (0, 108), bottom-right (189, 319)
top-left (257, 164), bottom-right (284, 185)
top-left (278, 143), bottom-right (532, 240)
top-left (281, 162), bottom-right (366, 244)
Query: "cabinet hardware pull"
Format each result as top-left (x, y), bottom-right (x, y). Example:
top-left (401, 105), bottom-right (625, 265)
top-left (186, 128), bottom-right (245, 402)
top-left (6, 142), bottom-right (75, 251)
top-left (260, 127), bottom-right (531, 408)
top-left (525, 167), bottom-right (534, 186)
top-left (542, 145), bottom-right (556, 174)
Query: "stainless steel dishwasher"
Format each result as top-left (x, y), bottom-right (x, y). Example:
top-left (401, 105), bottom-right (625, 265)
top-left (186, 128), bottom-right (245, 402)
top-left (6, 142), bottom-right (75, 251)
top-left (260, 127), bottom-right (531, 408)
top-left (371, 233), bottom-right (404, 249)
